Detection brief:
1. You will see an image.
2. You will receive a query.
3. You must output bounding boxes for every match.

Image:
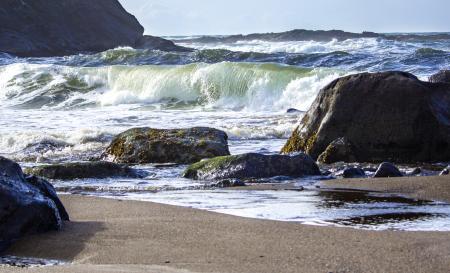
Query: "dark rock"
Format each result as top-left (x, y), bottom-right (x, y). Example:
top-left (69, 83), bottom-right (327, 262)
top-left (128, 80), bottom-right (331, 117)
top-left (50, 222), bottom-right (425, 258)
top-left (24, 161), bottom-right (141, 180)
top-left (183, 153), bottom-right (321, 180)
top-left (373, 162), bottom-right (403, 178)
top-left (25, 176), bottom-right (69, 221)
top-left (282, 71), bottom-right (450, 163)
top-left (429, 70), bottom-right (450, 84)
top-left (214, 179), bottom-right (246, 188)
top-left (22, 140), bottom-right (68, 154)
top-left (407, 167), bottom-right (422, 176)
top-left (286, 108), bottom-right (303, 114)
top-left (317, 137), bottom-right (356, 164)
top-left (102, 127), bottom-right (230, 164)
top-left (440, 166), bottom-right (450, 176)
top-left (135, 35), bottom-right (193, 52)
top-left (343, 168), bottom-right (366, 178)
top-left (0, 157), bottom-right (66, 252)
top-left (0, 0), bottom-right (189, 57)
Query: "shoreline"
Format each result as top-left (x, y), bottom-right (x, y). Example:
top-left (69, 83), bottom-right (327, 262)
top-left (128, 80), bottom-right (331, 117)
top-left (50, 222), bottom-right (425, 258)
top-left (322, 175), bottom-right (450, 203)
top-left (2, 176), bottom-right (450, 273)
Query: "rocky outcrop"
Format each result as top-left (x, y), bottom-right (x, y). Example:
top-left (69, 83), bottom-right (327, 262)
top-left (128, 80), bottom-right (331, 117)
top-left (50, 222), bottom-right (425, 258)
top-left (183, 153), bottom-right (321, 180)
top-left (282, 71), bottom-right (450, 163)
top-left (24, 162), bottom-right (142, 180)
top-left (373, 162), bottom-right (403, 178)
top-left (0, 0), bottom-right (189, 57)
top-left (0, 157), bottom-right (67, 252)
top-left (135, 35), bottom-right (193, 52)
top-left (429, 70), bottom-right (450, 84)
top-left (102, 127), bottom-right (230, 164)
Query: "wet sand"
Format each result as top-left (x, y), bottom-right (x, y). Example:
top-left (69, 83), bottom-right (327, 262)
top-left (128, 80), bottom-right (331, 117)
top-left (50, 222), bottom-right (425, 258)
top-left (2, 176), bottom-right (450, 273)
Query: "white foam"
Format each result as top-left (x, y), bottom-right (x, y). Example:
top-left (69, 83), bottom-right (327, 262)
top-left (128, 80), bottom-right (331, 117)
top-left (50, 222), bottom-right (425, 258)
top-left (0, 62), bottom-right (344, 112)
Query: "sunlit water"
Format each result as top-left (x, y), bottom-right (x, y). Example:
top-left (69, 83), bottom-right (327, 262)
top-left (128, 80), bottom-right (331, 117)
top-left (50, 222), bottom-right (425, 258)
top-left (1, 35), bottom-right (450, 231)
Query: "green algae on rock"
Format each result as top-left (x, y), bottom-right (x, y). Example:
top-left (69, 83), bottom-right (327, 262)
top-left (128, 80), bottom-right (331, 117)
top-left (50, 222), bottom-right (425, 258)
top-left (102, 127), bottom-right (230, 164)
top-left (183, 153), bottom-right (321, 180)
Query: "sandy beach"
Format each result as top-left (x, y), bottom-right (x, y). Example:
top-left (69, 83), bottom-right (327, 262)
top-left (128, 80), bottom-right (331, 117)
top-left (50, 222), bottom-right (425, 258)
top-left (1, 176), bottom-right (450, 273)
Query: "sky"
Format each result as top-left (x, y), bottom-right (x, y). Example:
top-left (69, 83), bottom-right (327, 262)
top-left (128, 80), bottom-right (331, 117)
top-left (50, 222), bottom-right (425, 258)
top-left (119, 0), bottom-right (450, 36)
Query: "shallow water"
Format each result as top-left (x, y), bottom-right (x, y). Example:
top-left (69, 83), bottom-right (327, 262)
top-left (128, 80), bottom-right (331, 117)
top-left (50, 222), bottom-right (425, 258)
top-left (67, 187), bottom-right (450, 232)
top-left (0, 256), bottom-right (65, 268)
top-left (1, 35), bottom-right (450, 231)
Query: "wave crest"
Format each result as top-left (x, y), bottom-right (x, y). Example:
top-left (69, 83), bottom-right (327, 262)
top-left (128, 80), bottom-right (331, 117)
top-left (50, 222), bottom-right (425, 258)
top-left (0, 62), bottom-right (344, 111)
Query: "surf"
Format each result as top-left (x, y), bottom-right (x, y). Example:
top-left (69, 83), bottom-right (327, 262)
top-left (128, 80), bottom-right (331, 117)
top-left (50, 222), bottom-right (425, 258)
top-left (0, 62), bottom-right (343, 111)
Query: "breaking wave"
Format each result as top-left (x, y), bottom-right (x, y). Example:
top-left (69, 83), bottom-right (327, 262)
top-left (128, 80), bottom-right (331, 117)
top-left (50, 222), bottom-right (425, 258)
top-left (0, 62), bottom-right (343, 111)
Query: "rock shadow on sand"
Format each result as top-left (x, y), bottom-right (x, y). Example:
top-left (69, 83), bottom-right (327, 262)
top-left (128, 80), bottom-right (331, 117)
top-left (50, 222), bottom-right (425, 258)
top-left (2, 221), bottom-right (105, 264)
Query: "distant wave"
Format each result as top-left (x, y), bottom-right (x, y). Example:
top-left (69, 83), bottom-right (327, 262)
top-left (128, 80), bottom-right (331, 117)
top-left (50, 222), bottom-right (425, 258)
top-left (176, 38), bottom-right (378, 54)
top-left (0, 47), bottom-right (356, 68)
top-left (0, 62), bottom-right (343, 111)
top-left (414, 47), bottom-right (448, 56)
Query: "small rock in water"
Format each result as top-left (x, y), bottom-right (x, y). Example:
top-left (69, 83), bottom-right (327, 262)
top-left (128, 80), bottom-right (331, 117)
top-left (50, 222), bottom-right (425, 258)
top-left (343, 168), bottom-right (366, 178)
top-left (183, 153), bottom-right (321, 180)
top-left (440, 167), bottom-right (450, 176)
top-left (102, 127), bottom-right (230, 164)
top-left (286, 108), bottom-right (303, 114)
top-left (407, 167), bottom-right (422, 176)
top-left (373, 162), bottom-right (403, 178)
top-left (214, 179), bottom-right (246, 188)
top-left (24, 161), bottom-right (143, 180)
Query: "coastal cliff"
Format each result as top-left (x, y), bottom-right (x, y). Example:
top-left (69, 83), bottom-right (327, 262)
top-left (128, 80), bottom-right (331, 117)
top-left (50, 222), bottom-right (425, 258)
top-left (0, 0), bottom-right (187, 57)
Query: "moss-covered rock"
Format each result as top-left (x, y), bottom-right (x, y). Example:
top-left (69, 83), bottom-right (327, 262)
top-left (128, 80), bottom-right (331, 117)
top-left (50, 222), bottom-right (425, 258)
top-left (183, 153), bottom-right (321, 180)
top-left (282, 71), bottom-right (450, 163)
top-left (24, 161), bottom-right (140, 180)
top-left (317, 137), bottom-right (356, 164)
top-left (102, 127), bottom-right (230, 164)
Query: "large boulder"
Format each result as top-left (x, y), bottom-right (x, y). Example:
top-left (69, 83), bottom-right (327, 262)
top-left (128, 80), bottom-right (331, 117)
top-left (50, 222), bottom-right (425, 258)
top-left (282, 71), bottom-right (450, 163)
top-left (183, 153), bottom-right (321, 180)
top-left (102, 127), bottom-right (230, 164)
top-left (0, 157), bottom-right (67, 252)
top-left (24, 161), bottom-right (142, 180)
top-left (0, 0), bottom-right (189, 57)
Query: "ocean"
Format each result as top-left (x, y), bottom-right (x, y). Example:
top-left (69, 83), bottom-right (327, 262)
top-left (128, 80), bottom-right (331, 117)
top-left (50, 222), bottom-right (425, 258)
top-left (1, 36), bottom-right (450, 230)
